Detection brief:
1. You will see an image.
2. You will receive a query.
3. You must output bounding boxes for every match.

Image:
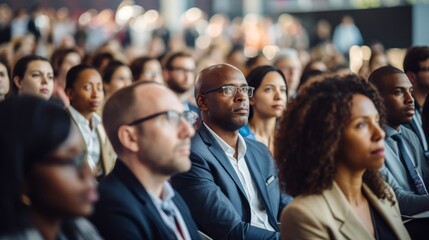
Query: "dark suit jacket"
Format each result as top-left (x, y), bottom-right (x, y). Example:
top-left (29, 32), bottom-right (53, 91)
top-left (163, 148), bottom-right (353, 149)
top-left (90, 160), bottom-right (201, 240)
top-left (171, 124), bottom-right (291, 240)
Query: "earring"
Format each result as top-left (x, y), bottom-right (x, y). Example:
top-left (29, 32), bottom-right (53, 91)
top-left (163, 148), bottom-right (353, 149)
top-left (21, 194), bottom-right (32, 206)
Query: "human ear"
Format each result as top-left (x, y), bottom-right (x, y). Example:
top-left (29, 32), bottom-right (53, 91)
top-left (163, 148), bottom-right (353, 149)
top-left (196, 94), bottom-right (208, 111)
top-left (118, 125), bottom-right (139, 152)
top-left (13, 76), bottom-right (22, 89)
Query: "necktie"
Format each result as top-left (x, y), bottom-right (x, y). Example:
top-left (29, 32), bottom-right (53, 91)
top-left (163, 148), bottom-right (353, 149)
top-left (161, 201), bottom-right (185, 239)
top-left (391, 133), bottom-right (428, 195)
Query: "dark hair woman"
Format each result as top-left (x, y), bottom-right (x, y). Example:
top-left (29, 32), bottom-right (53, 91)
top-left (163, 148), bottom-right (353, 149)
top-left (0, 96), bottom-right (100, 240)
top-left (275, 74), bottom-right (410, 239)
top-left (239, 65), bottom-right (287, 155)
top-left (9, 55), bottom-right (54, 100)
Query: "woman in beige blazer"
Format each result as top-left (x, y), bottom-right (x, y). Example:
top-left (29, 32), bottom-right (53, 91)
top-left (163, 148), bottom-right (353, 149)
top-left (275, 75), bottom-right (410, 240)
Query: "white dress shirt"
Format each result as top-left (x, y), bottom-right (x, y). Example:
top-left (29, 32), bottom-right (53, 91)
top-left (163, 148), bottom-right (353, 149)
top-left (68, 106), bottom-right (101, 171)
top-left (147, 182), bottom-right (191, 240)
top-left (204, 123), bottom-right (275, 231)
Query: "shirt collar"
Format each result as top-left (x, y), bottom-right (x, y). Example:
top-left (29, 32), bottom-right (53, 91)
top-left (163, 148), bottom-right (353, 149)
top-left (384, 124), bottom-right (401, 138)
top-left (68, 105), bottom-right (101, 128)
top-left (147, 181), bottom-right (175, 205)
top-left (203, 122), bottom-right (247, 160)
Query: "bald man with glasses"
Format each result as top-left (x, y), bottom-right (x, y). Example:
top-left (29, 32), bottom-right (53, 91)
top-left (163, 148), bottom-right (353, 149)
top-left (90, 81), bottom-right (202, 240)
top-left (171, 64), bottom-right (291, 240)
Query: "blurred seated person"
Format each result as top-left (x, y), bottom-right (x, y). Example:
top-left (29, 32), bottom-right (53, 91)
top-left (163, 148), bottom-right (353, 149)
top-left (50, 47), bottom-right (82, 106)
top-left (102, 60), bottom-right (132, 101)
top-left (8, 55), bottom-right (53, 100)
top-left (130, 56), bottom-right (164, 84)
top-left (0, 96), bottom-right (100, 240)
top-left (0, 57), bottom-right (11, 101)
top-left (90, 81), bottom-right (201, 239)
top-left (239, 65), bottom-right (287, 155)
top-left (276, 74), bottom-right (410, 239)
top-left (273, 49), bottom-right (302, 97)
top-left (368, 66), bottom-right (429, 216)
top-left (65, 64), bottom-right (116, 179)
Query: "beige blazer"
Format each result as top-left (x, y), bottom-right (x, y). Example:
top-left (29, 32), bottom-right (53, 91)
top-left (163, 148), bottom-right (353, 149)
top-left (281, 182), bottom-right (410, 240)
top-left (67, 109), bottom-right (116, 176)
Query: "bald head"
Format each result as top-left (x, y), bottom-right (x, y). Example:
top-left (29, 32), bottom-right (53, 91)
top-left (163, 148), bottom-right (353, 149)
top-left (195, 63), bottom-right (244, 99)
top-left (103, 81), bottom-right (180, 153)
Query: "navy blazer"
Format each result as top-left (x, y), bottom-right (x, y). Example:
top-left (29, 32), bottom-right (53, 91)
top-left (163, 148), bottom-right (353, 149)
top-left (90, 160), bottom-right (201, 240)
top-left (171, 124), bottom-right (291, 240)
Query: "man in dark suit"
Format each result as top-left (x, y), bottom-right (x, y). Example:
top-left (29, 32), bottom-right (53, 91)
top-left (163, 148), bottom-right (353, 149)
top-left (369, 66), bottom-right (429, 239)
top-left (403, 46), bottom-right (429, 154)
top-left (171, 64), bottom-right (291, 240)
top-left (90, 81), bottom-right (201, 240)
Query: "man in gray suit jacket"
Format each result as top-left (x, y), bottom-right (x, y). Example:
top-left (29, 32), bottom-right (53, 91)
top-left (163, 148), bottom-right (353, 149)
top-left (369, 66), bottom-right (429, 216)
top-left (171, 64), bottom-right (291, 240)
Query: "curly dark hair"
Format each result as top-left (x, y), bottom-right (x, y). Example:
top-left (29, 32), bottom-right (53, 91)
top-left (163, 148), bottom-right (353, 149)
top-left (275, 74), bottom-right (395, 204)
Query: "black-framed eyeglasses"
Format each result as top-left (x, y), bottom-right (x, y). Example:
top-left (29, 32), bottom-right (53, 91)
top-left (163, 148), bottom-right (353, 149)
top-left (41, 152), bottom-right (87, 171)
top-left (127, 110), bottom-right (198, 127)
top-left (201, 85), bottom-right (255, 98)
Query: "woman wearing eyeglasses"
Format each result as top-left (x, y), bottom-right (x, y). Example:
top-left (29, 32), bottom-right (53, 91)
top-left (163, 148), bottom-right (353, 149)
top-left (65, 64), bottom-right (116, 179)
top-left (0, 96), bottom-right (100, 240)
top-left (239, 65), bottom-right (288, 155)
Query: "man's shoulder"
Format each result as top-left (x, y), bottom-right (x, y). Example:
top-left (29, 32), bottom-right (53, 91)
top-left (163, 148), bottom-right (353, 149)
top-left (401, 125), bottom-right (420, 141)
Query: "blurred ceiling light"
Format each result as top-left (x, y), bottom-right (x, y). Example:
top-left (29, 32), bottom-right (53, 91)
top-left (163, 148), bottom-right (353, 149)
top-left (143, 10), bottom-right (159, 24)
top-left (35, 14), bottom-right (50, 30)
top-left (352, 0), bottom-right (380, 8)
top-left (185, 7), bottom-right (203, 23)
top-left (349, 45), bottom-right (363, 74)
top-left (243, 13), bottom-right (259, 25)
top-left (361, 45), bottom-right (371, 61)
top-left (262, 45), bottom-right (279, 60)
top-left (116, 3), bottom-right (143, 26)
top-left (244, 47), bottom-right (258, 58)
top-left (130, 14), bottom-right (146, 32)
top-left (79, 10), bottom-right (95, 26)
top-left (206, 23), bottom-right (222, 38)
top-left (196, 35), bottom-right (211, 50)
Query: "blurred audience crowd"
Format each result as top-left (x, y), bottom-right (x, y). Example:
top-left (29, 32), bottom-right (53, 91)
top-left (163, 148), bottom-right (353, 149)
top-left (1, 2), bottom-right (429, 240)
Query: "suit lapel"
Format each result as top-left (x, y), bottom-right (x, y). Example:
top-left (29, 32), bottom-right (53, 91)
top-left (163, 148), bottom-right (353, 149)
top-left (244, 149), bottom-right (278, 230)
top-left (363, 184), bottom-right (404, 239)
top-left (198, 125), bottom-right (247, 199)
top-left (113, 161), bottom-right (174, 238)
top-left (322, 182), bottom-right (372, 240)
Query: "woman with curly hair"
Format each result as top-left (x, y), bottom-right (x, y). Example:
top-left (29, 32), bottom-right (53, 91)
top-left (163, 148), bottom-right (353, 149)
top-left (275, 75), bottom-right (410, 239)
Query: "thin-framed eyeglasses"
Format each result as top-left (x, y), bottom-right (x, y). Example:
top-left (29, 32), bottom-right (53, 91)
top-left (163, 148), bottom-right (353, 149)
top-left (127, 110), bottom-right (198, 127)
top-left (201, 85), bottom-right (255, 98)
top-left (169, 67), bottom-right (195, 75)
top-left (41, 152), bottom-right (87, 171)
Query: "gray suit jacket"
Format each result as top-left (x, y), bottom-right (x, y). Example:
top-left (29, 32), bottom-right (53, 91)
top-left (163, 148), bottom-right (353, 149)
top-left (381, 125), bottom-right (429, 215)
top-left (171, 124), bottom-right (291, 240)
